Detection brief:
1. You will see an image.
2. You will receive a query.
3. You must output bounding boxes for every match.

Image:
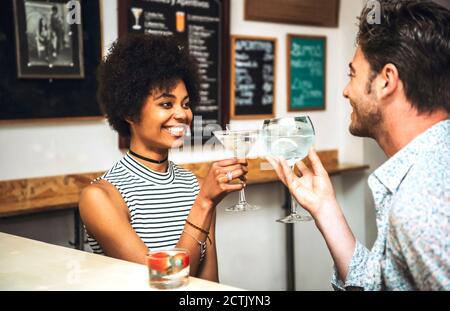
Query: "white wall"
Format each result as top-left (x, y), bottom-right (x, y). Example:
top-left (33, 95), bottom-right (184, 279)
top-left (0, 0), bottom-right (378, 291)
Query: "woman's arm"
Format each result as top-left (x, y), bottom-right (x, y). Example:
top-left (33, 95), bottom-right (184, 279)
top-left (177, 201), bottom-right (218, 281)
top-left (176, 158), bottom-right (247, 280)
top-left (79, 180), bottom-right (149, 264)
top-left (80, 158), bottom-right (246, 280)
top-left (190, 176), bottom-right (218, 282)
top-left (197, 210), bottom-right (218, 282)
top-left (80, 180), bottom-right (220, 275)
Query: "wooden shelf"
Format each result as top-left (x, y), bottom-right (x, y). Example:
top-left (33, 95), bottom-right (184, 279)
top-left (0, 173), bottom-right (100, 217)
top-left (0, 150), bottom-right (368, 217)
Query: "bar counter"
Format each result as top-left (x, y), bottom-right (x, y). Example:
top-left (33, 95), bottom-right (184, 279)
top-left (0, 232), bottom-right (243, 291)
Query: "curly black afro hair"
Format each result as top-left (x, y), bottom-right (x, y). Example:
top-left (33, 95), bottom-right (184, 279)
top-left (97, 34), bottom-right (200, 137)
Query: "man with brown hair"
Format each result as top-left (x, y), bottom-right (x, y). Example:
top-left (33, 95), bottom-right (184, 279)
top-left (268, 0), bottom-right (449, 290)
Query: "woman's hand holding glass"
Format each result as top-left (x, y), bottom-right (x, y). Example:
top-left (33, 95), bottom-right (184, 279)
top-left (197, 158), bottom-right (248, 208)
top-left (266, 148), bottom-right (339, 220)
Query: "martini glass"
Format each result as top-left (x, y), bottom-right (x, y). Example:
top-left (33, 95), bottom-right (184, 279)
top-left (131, 8), bottom-right (143, 30)
top-left (262, 116), bottom-right (315, 223)
top-left (213, 129), bottom-right (259, 212)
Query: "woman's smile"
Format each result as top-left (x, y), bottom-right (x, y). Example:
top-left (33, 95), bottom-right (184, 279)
top-left (162, 124), bottom-right (189, 138)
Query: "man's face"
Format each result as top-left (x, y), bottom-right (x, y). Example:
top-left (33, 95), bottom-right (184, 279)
top-left (343, 47), bottom-right (382, 138)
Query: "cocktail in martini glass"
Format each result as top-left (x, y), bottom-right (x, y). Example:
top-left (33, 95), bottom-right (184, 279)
top-left (213, 129), bottom-right (259, 212)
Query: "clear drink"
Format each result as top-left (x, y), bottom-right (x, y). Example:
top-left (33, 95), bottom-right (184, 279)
top-left (221, 133), bottom-right (258, 158)
top-left (263, 134), bottom-right (314, 166)
top-left (262, 116), bottom-right (315, 223)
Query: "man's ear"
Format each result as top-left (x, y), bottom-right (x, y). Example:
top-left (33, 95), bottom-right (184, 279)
top-left (378, 63), bottom-right (399, 99)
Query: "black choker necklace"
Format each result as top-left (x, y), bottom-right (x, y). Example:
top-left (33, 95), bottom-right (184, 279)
top-left (129, 149), bottom-right (168, 164)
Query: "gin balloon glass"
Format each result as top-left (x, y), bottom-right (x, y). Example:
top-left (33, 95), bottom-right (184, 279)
top-left (213, 129), bottom-right (259, 212)
top-left (262, 116), bottom-right (315, 223)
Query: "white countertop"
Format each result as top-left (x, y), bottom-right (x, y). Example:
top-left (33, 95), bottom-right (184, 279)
top-left (0, 232), bottom-right (243, 291)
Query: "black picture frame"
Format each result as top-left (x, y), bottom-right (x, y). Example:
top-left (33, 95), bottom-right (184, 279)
top-left (0, 0), bottom-right (102, 122)
top-left (13, 0), bottom-right (84, 79)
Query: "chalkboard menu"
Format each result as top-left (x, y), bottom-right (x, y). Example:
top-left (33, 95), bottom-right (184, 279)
top-left (287, 34), bottom-right (326, 111)
top-left (230, 36), bottom-right (276, 119)
top-left (118, 0), bottom-right (230, 146)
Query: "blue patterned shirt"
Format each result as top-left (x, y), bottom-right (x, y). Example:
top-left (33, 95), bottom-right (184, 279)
top-left (332, 120), bottom-right (450, 291)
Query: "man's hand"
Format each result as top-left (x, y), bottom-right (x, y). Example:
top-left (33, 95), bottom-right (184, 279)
top-left (266, 147), bottom-right (339, 219)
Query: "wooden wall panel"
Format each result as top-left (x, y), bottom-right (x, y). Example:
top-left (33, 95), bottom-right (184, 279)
top-left (245, 0), bottom-right (340, 27)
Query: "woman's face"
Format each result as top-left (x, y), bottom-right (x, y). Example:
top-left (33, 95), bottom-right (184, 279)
top-left (129, 80), bottom-right (193, 150)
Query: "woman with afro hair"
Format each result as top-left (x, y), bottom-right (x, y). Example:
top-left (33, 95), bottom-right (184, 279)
top-left (79, 34), bottom-right (248, 282)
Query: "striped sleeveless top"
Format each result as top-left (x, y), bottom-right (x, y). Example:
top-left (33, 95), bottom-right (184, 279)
top-left (86, 153), bottom-right (200, 254)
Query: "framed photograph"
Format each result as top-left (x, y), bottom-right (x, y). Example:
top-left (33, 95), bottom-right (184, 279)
top-left (287, 34), bottom-right (326, 111)
top-left (13, 0), bottom-right (85, 79)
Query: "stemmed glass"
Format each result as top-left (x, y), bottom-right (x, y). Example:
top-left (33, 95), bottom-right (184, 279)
top-left (262, 116), bottom-right (315, 223)
top-left (213, 129), bottom-right (260, 212)
top-left (131, 7), bottom-right (143, 30)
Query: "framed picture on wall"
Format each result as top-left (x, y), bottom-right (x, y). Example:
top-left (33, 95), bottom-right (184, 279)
top-left (13, 0), bottom-right (85, 79)
top-left (287, 34), bottom-right (326, 111)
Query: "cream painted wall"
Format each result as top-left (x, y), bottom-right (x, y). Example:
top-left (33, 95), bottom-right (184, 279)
top-left (0, 0), bottom-right (379, 291)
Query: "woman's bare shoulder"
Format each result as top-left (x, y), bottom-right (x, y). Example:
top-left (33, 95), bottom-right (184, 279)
top-left (79, 179), bottom-right (127, 217)
top-left (81, 179), bottom-right (117, 200)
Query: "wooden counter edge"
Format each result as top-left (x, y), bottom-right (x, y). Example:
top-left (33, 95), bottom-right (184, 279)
top-left (0, 150), bottom-right (369, 217)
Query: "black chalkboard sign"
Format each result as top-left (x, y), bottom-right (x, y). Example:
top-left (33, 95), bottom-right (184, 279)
top-left (0, 0), bottom-right (102, 122)
top-left (230, 36), bottom-right (276, 120)
top-left (287, 34), bottom-right (326, 112)
top-left (118, 0), bottom-right (230, 147)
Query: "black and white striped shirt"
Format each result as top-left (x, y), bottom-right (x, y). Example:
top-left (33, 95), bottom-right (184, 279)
top-left (86, 153), bottom-right (200, 254)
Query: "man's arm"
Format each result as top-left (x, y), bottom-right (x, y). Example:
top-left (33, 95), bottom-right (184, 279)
top-left (267, 148), bottom-right (367, 288)
top-left (387, 181), bottom-right (450, 290)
